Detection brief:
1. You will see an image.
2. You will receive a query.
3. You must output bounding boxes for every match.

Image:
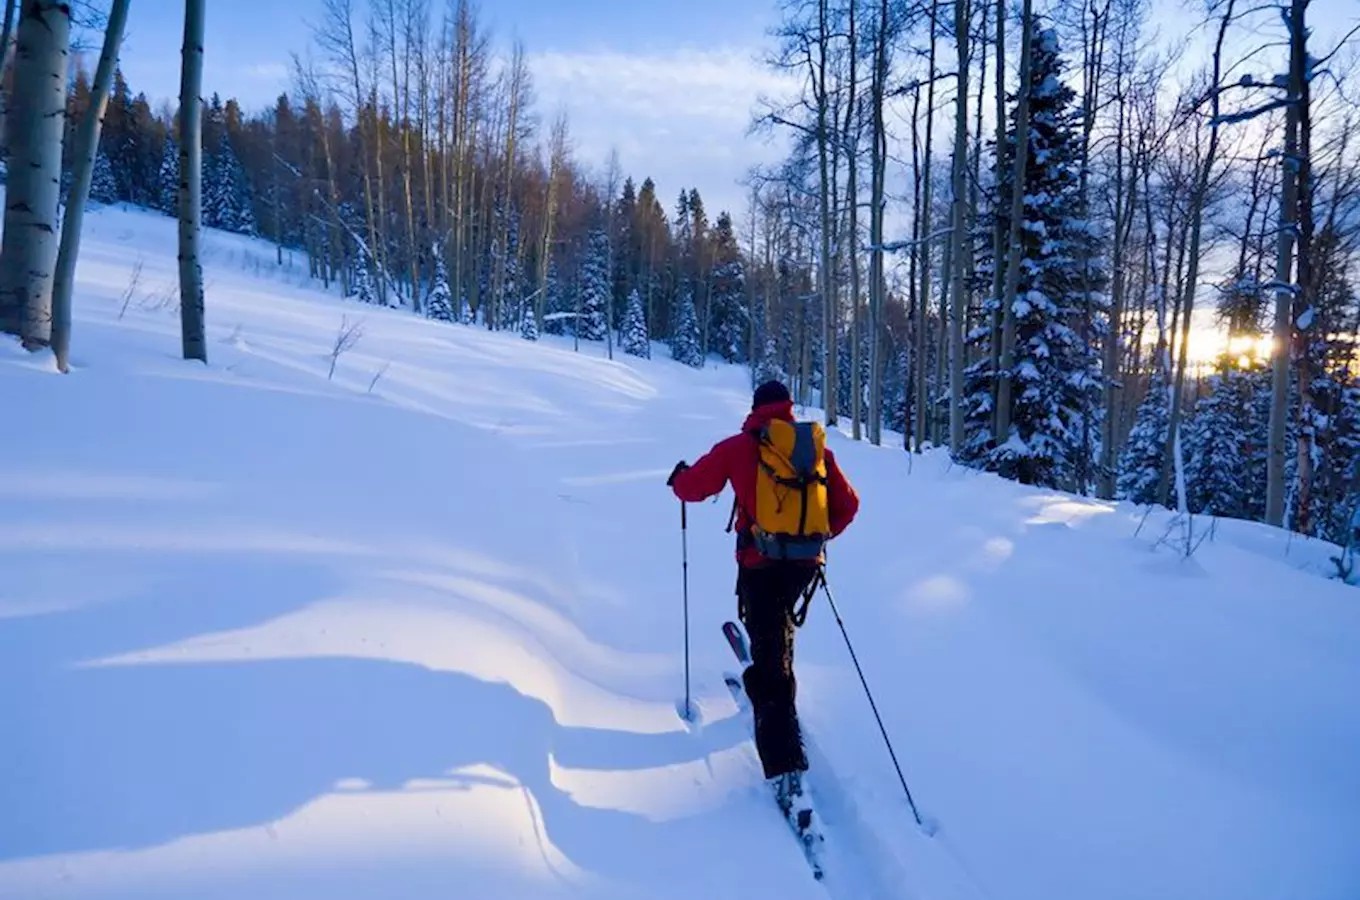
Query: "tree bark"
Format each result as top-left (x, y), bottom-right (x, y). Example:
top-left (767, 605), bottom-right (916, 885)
top-left (987, 0), bottom-right (1005, 432)
top-left (51, 0), bottom-right (131, 372)
top-left (1288, 0), bottom-right (1315, 533)
top-left (178, 0), bottom-right (206, 362)
top-left (869, 0), bottom-right (891, 445)
top-left (913, 2), bottom-right (939, 450)
top-left (948, 0), bottom-right (971, 454)
top-left (845, 0), bottom-right (862, 440)
top-left (0, 0), bottom-right (71, 348)
top-left (816, 0), bottom-right (838, 426)
top-left (0, 0), bottom-right (18, 156)
top-left (1265, 14), bottom-right (1301, 528)
top-left (994, 0), bottom-right (1034, 446)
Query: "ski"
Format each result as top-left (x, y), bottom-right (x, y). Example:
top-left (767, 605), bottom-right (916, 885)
top-left (722, 620), bottom-right (827, 881)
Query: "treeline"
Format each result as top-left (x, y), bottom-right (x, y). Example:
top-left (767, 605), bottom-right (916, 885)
top-left (746, 0), bottom-right (1360, 554)
top-left (14, 0), bottom-right (1360, 556)
top-left (60, 0), bottom-right (817, 380)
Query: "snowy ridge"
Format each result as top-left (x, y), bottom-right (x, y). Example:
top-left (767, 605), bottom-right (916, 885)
top-left (2, 205), bottom-right (1358, 900)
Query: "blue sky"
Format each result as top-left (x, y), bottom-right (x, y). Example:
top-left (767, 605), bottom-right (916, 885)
top-left (106, 0), bottom-right (793, 216)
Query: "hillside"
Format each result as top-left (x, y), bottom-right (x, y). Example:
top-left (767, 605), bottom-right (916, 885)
top-left (1, 205), bottom-right (1358, 900)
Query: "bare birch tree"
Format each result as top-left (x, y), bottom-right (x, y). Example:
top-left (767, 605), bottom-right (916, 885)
top-left (948, 0), bottom-right (971, 453)
top-left (51, 0), bottom-right (132, 372)
top-left (178, 0), bottom-right (207, 362)
top-left (0, 0), bottom-right (71, 349)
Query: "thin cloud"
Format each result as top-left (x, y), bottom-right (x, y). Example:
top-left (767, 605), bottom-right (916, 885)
top-left (528, 46), bottom-right (797, 213)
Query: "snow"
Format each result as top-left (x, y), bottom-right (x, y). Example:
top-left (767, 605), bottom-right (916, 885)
top-left (3, 205), bottom-right (1360, 900)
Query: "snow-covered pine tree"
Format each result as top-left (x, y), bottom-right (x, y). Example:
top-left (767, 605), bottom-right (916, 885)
top-left (1183, 371), bottom-right (1252, 518)
top-left (89, 150), bottom-right (118, 204)
top-left (501, 208), bottom-right (521, 330)
top-left (204, 133), bottom-right (255, 235)
top-left (350, 249), bottom-right (378, 305)
top-left (1117, 370), bottom-right (1170, 506)
top-left (984, 25), bottom-right (1107, 489)
top-left (708, 211), bottom-right (748, 362)
top-left (542, 259), bottom-right (566, 335)
top-left (426, 253), bottom-right (454, 321)
top-left (578, 226), bottom-right (610, 341)
top-left (520, 305), bottom-right (539, 341)
top-left (670, 289), bottom-right (703, 368)
top-left (755, 334), bottom-right (784, 386)
top-left (621, 287), bottom-right (650, 357)
top-left (157, 137), bottom-right (179, 215)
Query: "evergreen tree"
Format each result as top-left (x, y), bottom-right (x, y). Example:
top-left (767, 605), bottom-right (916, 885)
top-left (90, 150), bottom-right (118, 204)
top-left (670, 290), bottom-right (703, 368)
top-left (621, 288), bottom-right (650, 357)
top-left (351, 249), bottom-right (378, 305)
top-left (983, 26), bottom-right (1107, 489)
top-left (755, 334), bottom-right (784, 386)
top-left (708, 211), bottom-right (748, 362)
top-left (205, 133), bottom-right (255, 235)
top-left (1118, 371), bottom-right (1170, 505)
top-left (426, 254), bottom-right (454, 321)
top-left (1183, 372), bottom-right (1252, 518)
top-left (157, 137), bottom-right (179, 215)
top-left (579, 226), bottom-right (610, 341)
top-left (542, 259), bottom-right (566, 335)
top-left (502, 209), bottom-right (521, 329)
top-left (613, 177), bottom-right (637, 313)
top-left (521, 305), bottom-right (539, 341)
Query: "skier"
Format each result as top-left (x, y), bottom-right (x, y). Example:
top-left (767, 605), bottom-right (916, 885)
top-left (667, 379), bottom-right (859, 815)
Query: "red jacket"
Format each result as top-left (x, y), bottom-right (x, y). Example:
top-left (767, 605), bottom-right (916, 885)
top-left (670, 399), bottom-right (860, 566)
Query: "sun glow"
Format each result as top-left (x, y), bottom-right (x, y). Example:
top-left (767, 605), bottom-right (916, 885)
top-left (1185, 329), bottom-right (1275, 367)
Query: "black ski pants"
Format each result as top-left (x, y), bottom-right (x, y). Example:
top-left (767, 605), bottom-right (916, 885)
top-left (738, 562), bottom-right (817, 779)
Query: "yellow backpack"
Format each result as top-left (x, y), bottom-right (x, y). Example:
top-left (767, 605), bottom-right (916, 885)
top-left (750, 419), bottom-right (831, 561)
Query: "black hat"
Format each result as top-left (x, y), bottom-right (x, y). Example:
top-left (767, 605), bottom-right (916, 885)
top-left (752, 379), bottom-right (792, 409)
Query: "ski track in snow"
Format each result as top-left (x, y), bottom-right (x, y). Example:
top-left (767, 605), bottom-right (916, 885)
top-left (2, 205), bottom-right (1359, 900)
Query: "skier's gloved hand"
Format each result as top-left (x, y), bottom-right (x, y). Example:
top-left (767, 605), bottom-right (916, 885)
top-left (667, 461), bottom-right (690, 487)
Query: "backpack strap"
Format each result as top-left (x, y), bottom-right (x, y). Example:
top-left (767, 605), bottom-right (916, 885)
top-left (726, 428), bottom-right (762, 547)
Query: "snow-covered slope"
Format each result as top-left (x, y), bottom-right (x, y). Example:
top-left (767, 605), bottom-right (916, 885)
top-left (2, 205), bottom-right (1357, 900)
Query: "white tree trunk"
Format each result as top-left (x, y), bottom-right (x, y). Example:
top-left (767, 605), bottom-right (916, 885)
top-left (51, 0), bottom-right (132, 372)
top-left (0, 0), bottom-right (71, 348)
top-left (1264, 29), bottom-right (1299, 528)
top-left (0, 0), bottom-right (18, 156)
top-left (178, 0), bottom-right (207, 362)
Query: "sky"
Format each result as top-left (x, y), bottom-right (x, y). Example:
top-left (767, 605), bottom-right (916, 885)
top-left (105, 0), bottom-right (798, 218)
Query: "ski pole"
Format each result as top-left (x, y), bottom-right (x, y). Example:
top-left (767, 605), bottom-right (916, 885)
top-left (680, 500), bottom-right (692, 721)
top-left (819, 571), bottom-right (927, 830)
